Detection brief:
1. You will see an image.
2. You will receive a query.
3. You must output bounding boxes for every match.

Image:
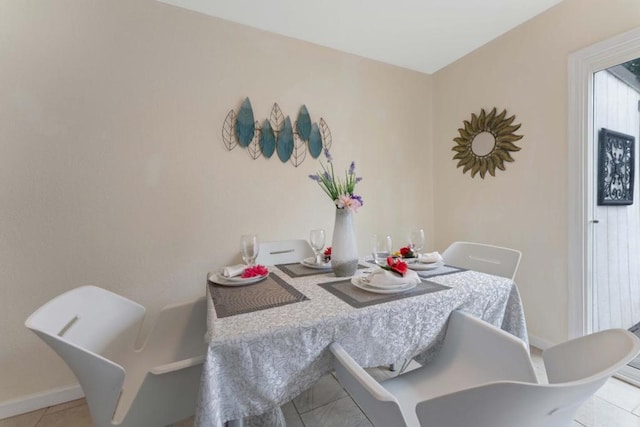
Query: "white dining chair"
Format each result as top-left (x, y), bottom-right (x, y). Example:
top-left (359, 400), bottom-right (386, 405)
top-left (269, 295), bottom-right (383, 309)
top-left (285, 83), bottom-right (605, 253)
top-left (25, 286), bottom-right (207, 427)
top-left (331, 310), bottom-right (640, 427)
top-left (255, 239), bottom-right (315, 265)
top-left (441, 241), bottom-right (522, 280)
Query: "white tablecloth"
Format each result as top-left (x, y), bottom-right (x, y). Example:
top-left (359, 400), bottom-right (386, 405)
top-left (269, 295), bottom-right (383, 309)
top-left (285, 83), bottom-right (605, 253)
top-left (195, 264), bottom-right (528, 426)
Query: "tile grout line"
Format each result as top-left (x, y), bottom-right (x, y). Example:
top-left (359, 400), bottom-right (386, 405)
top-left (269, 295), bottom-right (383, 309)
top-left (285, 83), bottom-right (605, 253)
top-left (349, 395), bottom-right (374, 426)
top-left (294, 374), bottom-right (350, 415)
top-left (592, 394), bottom-right (640, 417)
top-left (33, 407), bottom-right (46, 427)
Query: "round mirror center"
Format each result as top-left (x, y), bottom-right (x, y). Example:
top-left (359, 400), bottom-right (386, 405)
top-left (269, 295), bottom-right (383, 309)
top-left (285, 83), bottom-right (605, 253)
top-left (471, 131), bottom-right (496, 156)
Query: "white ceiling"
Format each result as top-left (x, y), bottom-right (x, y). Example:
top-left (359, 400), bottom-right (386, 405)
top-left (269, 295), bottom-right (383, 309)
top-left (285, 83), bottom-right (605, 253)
top-left (158, 0), bottom-right (564, 74)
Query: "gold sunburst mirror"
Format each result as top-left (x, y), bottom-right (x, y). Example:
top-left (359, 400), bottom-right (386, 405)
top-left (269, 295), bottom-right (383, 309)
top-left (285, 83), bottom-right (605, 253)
top-left (452, 108), bottom-right (523, 178)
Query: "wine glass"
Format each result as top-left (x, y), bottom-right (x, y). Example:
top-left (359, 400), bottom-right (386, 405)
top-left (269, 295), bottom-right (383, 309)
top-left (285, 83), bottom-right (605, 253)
top-left (309, 229), bottom-right (326, 264)
top-left (371, 234), bottom-right (393, 265)
top-left (408, 229), bottom-right (425, 258)
top-left (241, 234), bottom-right (259, 266)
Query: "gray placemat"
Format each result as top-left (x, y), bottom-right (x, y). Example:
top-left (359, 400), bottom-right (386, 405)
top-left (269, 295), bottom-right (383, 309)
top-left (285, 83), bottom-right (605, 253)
top-left (415, 264), bottom-right (467, 278)
top-left (209, 273), bottom-right (309, 318)
top-left (318, 277), bottom-right (451, 308)
top-left (276, 262), bottom-right (369, 278)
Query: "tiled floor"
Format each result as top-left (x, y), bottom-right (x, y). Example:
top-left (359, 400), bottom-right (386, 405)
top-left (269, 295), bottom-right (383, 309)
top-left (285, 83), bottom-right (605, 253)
top-left (3, 347), bottom-right (640, 427)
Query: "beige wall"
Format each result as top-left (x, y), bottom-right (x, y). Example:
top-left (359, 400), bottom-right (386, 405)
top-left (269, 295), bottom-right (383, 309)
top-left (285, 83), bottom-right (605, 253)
top-left (0, 1), bottom-right (433, 402)
top-left (432, 0), bottom-right (640, 345)
top-left (6, 0), bottom-right (640, 408)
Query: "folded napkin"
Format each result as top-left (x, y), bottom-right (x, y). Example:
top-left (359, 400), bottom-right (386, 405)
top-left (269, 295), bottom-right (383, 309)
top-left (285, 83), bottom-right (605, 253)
top-left (221, 264), bottom-right (246, 278)
top-left (418, 252), bottom-right (443, 264)
top-left (363, 268), bottom-right (421, 288)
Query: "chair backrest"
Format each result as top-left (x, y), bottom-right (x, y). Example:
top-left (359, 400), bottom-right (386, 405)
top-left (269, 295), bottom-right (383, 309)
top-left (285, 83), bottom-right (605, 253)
top-left (25, 286), bottom-right (146, 427)
top-left (330, 342), bottom-right (409, 427)
top-left (416, 329), bottom-right (640, 427)
top-left (543, 328), bottom-right (640, 384)
top-left (437, 311), bottom-right (538, 384)
top-left (442, 241), bottom-right (522, 280)
top-left (115, 296), bottom-right (207, 427)
top-left (255, 239), bottom-right (314, 265)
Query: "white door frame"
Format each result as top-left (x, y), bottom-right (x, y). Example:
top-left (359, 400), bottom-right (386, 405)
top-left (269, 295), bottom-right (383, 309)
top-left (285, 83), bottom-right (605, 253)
top-left (568, 26), bottom-right (640, 339)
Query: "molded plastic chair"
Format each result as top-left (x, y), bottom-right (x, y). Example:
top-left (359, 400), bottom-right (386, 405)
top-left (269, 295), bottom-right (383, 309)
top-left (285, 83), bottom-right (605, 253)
top-left (441, 241), bottom-right (522, 280)
top-left (255, 239), bottom-right (314, 265)
top-left (331, 310), bottom-right (640, 427)
top-left (25, 286), bottom-right (207, 427)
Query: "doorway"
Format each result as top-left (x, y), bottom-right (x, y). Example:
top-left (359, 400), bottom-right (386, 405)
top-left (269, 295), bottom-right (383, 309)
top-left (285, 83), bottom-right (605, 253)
top-left (569, 27), bottom-right (640, 385)
top-left (592, 59), bottom-right (640, 383)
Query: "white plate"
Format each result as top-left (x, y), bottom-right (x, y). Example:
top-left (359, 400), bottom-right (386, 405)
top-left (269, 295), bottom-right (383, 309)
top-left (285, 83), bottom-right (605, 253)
top-left (360, 272), bottom-right (416, 290)
top-left (300, 257), bottom-right (332, 269)
top-left (208, 272), bottom-right (269, 286)
top-left (350, 277), bottom-right (417, 294)
top-left (408, 261), bottom-right (444, 271)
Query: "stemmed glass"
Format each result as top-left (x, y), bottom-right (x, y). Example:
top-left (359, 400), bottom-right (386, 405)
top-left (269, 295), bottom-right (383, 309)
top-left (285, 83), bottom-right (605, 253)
top-left (371, 234), bottom-right (393, 265)
top-left (241, 234), bottom-right (260, 266)
top-left (309, 229), bottom-right (326, 265)
top-left (409, 229), bottom-right (425, 258)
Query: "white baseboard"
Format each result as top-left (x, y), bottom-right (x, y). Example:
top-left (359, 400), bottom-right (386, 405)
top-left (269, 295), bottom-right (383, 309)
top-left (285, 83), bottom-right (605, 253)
top-left (529, 334), bottom-right (555, 351)
top-left (0, 384), bottom-right (83, 420)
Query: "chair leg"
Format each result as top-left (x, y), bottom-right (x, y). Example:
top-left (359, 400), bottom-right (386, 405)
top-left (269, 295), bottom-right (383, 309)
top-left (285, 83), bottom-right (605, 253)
top-left (398, 359), bottom-right (412, 373)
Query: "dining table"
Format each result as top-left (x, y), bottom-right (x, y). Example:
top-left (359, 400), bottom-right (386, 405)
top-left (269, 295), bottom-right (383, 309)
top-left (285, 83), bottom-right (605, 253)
top-left (194, 258), bottom-right (528, 427)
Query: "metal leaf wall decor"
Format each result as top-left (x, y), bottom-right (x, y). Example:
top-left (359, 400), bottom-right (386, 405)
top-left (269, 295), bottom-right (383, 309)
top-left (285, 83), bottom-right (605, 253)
top-left (319, 118), bottom-right (332, 151)
top-left (222, 99), bottom-right (333, 167)
top-left (291, 131), bottom-right (307, 167)
top-left (452, 107), bottom-right (523, 179)
top-left (270, 103), bottom-right (284, 132)
top-left (222, 110), bottom-right (238, 151)
top-left (247, 120), bottom-right (262, 160)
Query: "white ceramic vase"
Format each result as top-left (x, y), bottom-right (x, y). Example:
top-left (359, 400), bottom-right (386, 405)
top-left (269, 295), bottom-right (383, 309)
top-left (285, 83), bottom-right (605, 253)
top-left (331, 208), bottom-right (358, 277)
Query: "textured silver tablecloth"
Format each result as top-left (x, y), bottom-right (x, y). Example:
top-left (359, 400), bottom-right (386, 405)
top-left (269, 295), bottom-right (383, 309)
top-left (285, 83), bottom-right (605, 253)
top-left (195, 264), bottom-right (528, 426)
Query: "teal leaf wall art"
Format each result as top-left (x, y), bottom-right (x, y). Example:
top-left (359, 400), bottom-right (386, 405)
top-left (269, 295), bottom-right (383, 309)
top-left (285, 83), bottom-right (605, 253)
top-left (259, 119), bottom-right (276, 158)
top-left (277, 116), bottom-right (294, 162)
top-left (296, 105), bottom-right (312, 141)
top-left (235, 97), bottom-right (255, 147)
top-left (222, 99), bottom-right (333, 167)
top-left (308, 123), bottom-right (322, 158)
